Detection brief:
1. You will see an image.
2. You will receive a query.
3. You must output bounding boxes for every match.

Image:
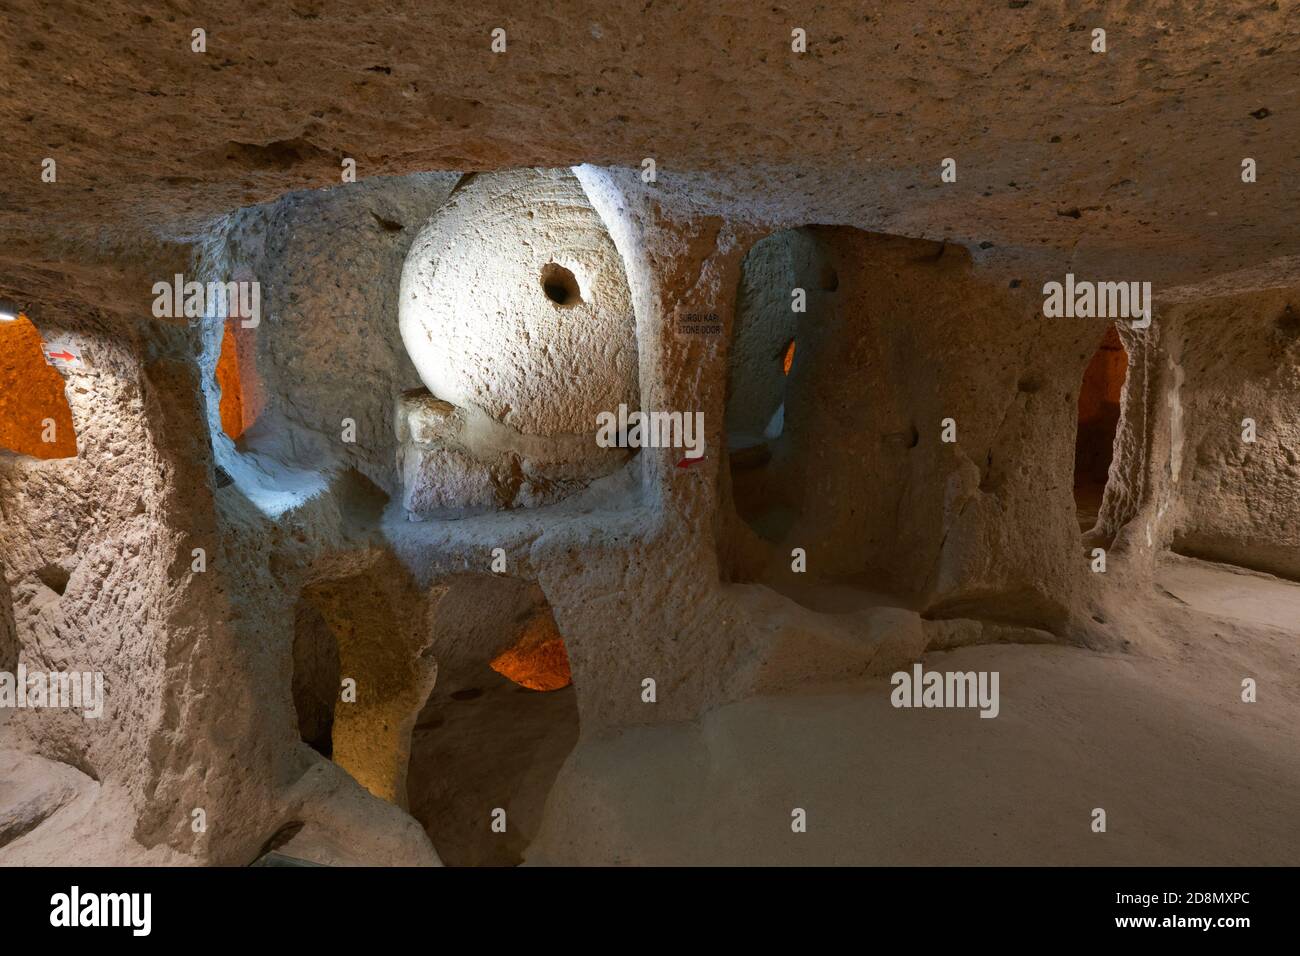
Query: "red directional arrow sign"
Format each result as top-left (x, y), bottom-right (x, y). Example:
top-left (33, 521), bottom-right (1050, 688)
top-left (42, 341), bottom-right (85, 369)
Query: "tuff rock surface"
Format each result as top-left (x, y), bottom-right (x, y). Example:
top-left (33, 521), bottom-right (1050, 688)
top-left (1, 1), bottom-right (1297, 866)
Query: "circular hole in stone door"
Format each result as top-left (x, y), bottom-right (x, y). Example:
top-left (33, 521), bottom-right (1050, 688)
top-left (539, 263), bottom-right (582, 308)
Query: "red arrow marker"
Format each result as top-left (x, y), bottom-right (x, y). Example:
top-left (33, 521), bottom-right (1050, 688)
top-left (676, 456), bottom-right (705, 469)
top-left (47, 350), bottom-right (76, 361)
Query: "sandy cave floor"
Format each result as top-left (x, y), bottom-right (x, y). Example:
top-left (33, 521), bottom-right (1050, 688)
top-left (1, 554), bottom-right (1295, 867)
top-left (526, 556), bottom-right (1300, 866)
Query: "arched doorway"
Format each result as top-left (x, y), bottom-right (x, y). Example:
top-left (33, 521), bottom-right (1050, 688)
top-left (406, 576), bottom-right (579, 866)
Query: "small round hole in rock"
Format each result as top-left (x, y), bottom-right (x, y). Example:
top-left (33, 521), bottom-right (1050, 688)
top-left (540, 263), bottom-right (581, 308)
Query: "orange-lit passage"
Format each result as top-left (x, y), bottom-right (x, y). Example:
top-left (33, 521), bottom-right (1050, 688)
top-left (215, 320), bottom-right (264, 439)
top-left (216, 322), bottom-right (245, 439)
top-left (489, 607), bottom-right (573, 691)
top-left (1074, 324), bottom-right (1128, 511)
top-left (1077, 324), bottom-right (1127, 428)
top-left (0, 315), bottom-right (77, 459)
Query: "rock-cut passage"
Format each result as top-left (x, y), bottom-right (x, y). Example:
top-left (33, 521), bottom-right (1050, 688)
top-left (292, 597), bottom-right (341, 758)
top-left (725, 227), bottom-right (843, 544)
top-left (407, 583), bottom-right (579, 866)
top-left (1074, 324), bottom-right (1127, 532)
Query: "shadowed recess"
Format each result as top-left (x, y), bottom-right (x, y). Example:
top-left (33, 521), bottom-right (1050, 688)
top-left (1074, 324), bottom-right (1127, 533)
